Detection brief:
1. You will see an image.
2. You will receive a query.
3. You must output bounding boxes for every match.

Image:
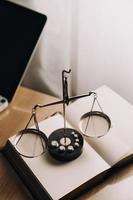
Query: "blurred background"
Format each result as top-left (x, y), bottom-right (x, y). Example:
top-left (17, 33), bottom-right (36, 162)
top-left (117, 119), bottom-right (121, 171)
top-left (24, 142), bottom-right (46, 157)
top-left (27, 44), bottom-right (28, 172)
top-left (9, 0), bottom-right (133, 104)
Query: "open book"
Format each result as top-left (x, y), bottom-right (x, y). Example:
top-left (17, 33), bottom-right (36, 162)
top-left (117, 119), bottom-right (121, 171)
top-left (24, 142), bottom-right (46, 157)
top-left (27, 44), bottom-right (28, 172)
top-left (2, 85), bottom-right (133, 200)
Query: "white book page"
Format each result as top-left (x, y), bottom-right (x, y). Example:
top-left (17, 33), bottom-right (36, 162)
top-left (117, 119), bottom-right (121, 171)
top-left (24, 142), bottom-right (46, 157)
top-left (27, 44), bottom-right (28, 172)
top-left (10, 114), bottom-right (109, 200)
top-left (66, 85), bottom-right (133, 166)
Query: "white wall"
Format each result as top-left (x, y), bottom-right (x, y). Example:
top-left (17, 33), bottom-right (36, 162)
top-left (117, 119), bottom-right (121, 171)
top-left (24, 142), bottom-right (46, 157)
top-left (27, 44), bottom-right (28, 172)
top-left (9, 0), bottom-right (133, 104)
top-left (72, 0), bottom-right (133, 104)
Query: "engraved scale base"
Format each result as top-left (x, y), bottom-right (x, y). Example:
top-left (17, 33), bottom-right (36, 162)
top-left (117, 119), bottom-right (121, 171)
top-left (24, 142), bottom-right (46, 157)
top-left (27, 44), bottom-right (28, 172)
top-left (48, 128), bottom-right (84, 161)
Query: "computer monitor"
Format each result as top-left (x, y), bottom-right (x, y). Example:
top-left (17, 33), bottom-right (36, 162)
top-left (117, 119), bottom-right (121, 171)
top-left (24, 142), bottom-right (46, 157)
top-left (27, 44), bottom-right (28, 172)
top-left (0, 0), bottom-right (47, 102)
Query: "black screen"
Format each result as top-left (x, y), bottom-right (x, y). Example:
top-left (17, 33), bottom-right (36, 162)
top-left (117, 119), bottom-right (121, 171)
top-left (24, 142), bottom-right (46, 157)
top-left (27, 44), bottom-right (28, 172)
top-left (0, 0), bottom-right (47, 101)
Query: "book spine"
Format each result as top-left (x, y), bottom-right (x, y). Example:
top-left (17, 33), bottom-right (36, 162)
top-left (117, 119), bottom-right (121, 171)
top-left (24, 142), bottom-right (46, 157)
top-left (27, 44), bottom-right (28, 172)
top-left (2, 140), bottom-right (53, 200)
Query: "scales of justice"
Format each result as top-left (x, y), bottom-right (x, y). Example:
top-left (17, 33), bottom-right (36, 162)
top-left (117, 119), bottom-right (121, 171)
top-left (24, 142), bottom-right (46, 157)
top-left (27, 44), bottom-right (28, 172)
top-left (14, 69), bottom-right (111, 162)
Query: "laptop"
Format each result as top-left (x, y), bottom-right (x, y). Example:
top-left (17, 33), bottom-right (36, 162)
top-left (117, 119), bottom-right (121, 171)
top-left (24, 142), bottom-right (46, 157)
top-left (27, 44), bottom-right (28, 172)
top-left (0, 0), bottom-right (47, 112)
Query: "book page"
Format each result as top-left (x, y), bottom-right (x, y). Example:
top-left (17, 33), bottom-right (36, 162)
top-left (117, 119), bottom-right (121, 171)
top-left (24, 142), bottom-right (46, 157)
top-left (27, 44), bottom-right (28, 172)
top-left (66, 85), bottom-right (133, 166)
top-left (10, 114), bottom-right (109, 200)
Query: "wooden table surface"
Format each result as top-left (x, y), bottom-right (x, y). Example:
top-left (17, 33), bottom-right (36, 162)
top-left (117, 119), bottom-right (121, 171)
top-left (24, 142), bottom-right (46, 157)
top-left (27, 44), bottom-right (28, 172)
top-left (0, 87), bottom-right (132, 200)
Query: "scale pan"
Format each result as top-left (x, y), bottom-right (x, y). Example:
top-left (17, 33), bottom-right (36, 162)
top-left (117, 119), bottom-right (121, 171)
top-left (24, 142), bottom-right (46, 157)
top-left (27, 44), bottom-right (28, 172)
top-left (14, 128), bottom-right (48, 158)
top-left (79, 111), bottom-right (111, 138)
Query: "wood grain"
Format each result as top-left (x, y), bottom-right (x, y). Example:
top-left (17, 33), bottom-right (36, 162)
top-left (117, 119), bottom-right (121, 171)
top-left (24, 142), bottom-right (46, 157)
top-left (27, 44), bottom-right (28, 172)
top-left (0, 87), bottom-right (62, 148)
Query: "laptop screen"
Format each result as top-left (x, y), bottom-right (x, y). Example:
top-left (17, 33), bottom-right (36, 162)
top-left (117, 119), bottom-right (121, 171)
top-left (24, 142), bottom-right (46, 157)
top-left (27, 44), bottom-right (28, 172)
top-left (0, 0), bottom-right (47, 102)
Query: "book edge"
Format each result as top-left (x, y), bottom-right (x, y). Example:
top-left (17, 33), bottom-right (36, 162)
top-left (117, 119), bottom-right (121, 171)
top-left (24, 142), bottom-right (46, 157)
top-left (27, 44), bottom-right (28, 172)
top-left (2, 140), bottom-right (109, 200)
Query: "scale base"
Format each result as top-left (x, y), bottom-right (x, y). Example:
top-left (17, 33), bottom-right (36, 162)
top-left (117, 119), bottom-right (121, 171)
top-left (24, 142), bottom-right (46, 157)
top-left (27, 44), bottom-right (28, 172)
top-left (48, 128), bottom-right (84, 162)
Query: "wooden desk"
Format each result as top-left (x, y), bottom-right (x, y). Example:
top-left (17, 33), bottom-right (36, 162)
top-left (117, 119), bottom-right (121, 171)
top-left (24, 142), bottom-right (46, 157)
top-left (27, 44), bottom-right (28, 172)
top-left (0, 87), bottom-right (132, 200)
